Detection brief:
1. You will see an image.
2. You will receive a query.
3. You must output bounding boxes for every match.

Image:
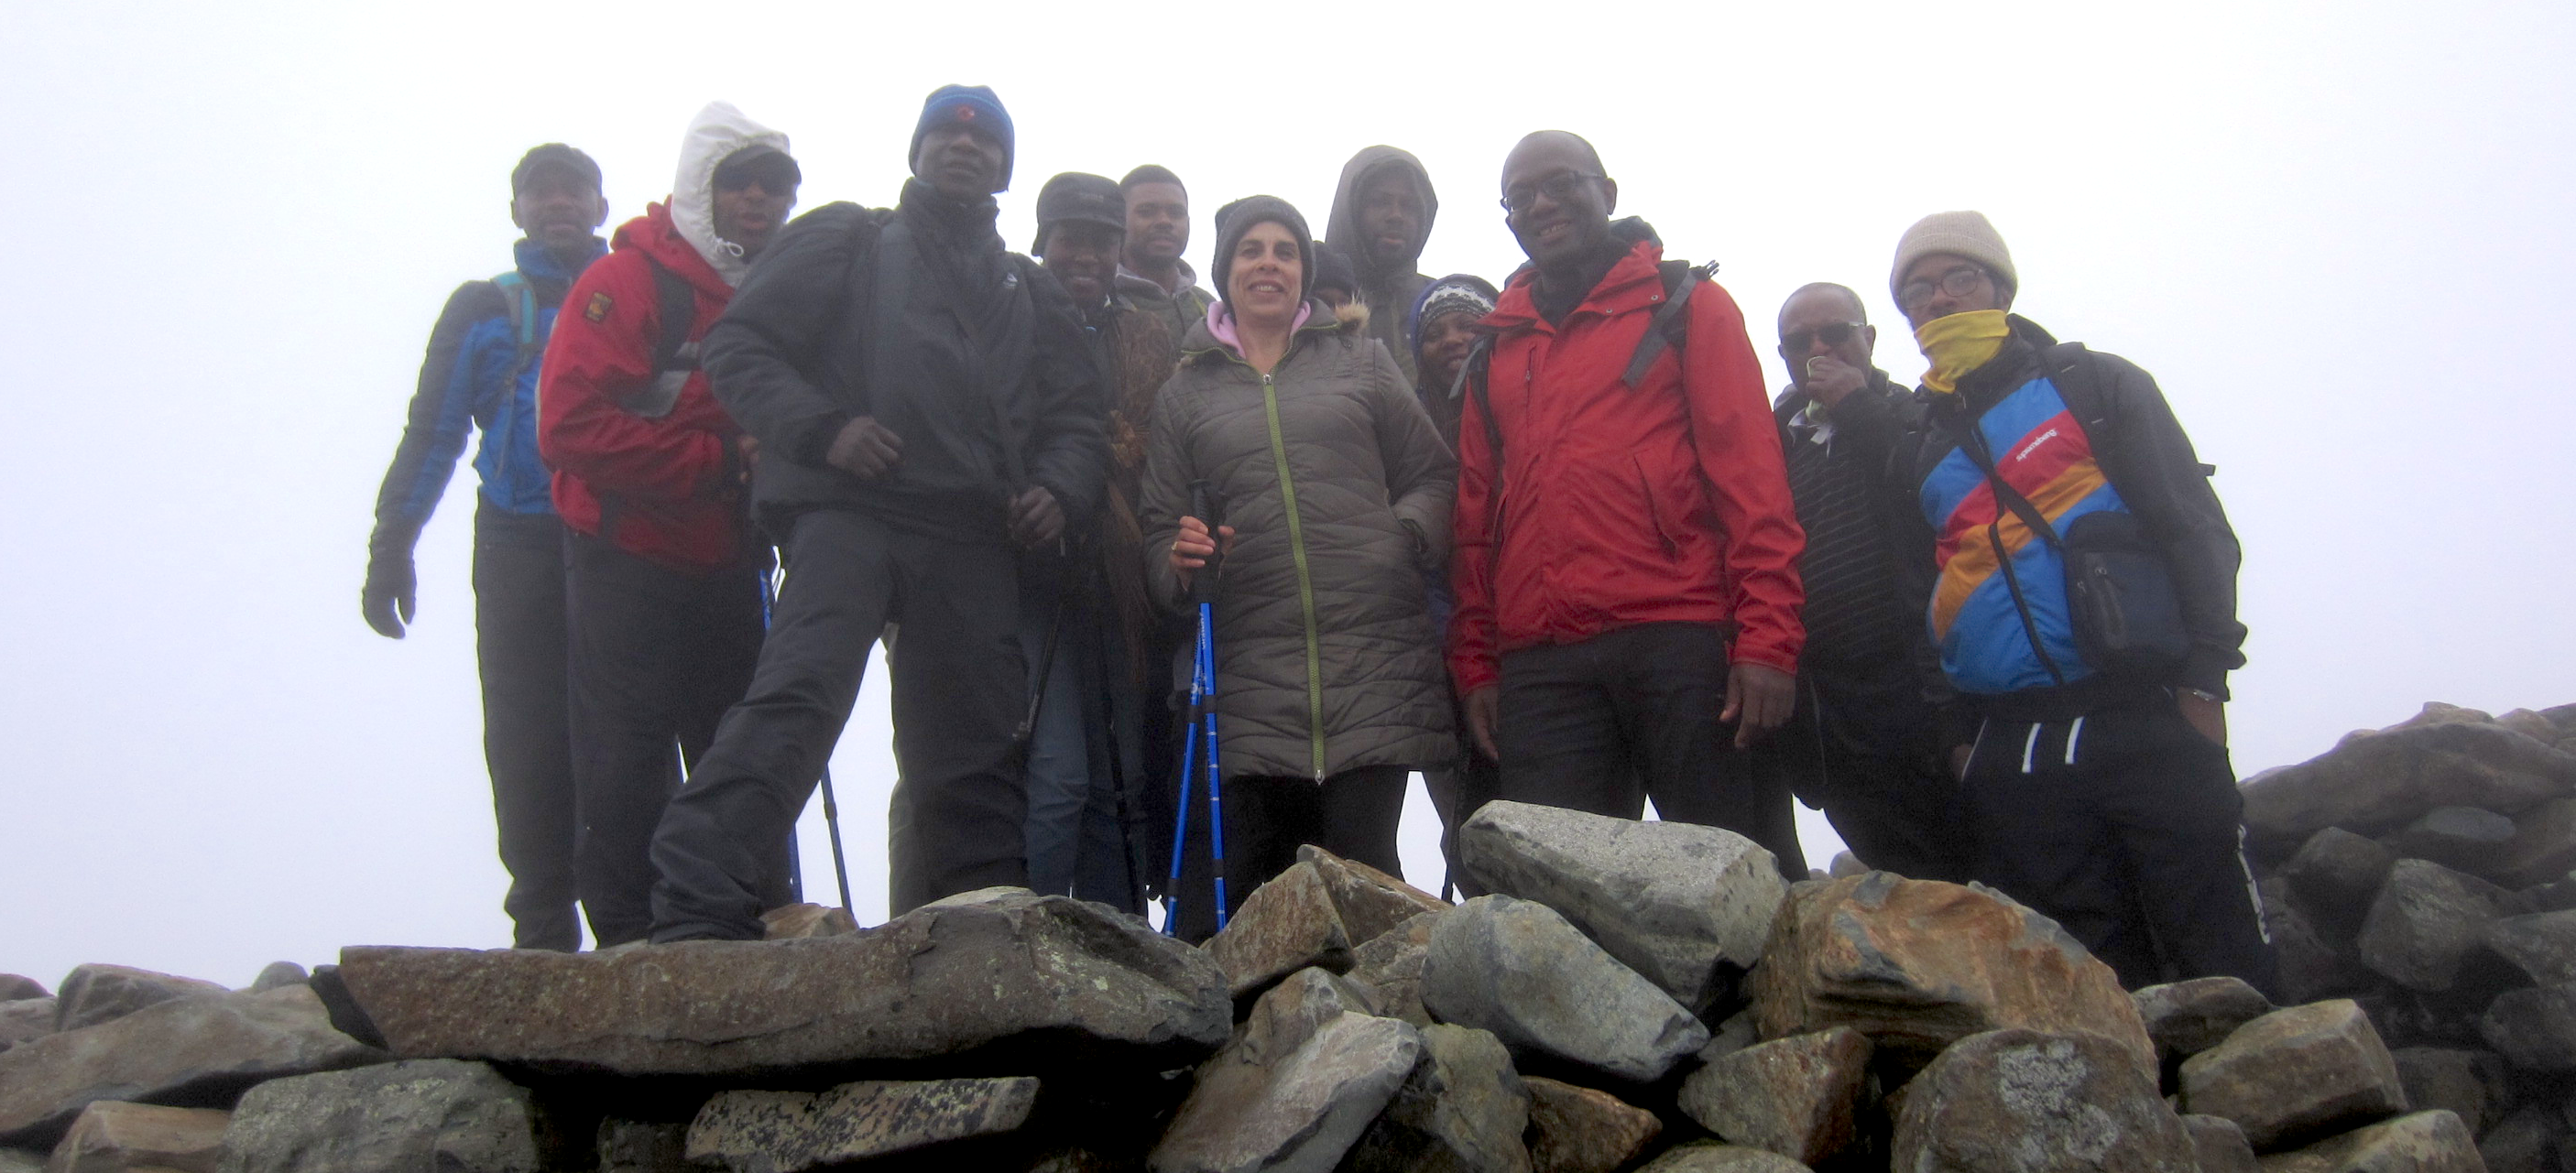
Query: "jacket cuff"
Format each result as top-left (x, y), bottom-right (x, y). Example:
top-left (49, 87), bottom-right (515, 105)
top-left (1727, 642), bottom-right (1801, 676)
top-left (2178, 648), bottom-right (2233, 701)
top-left (367, 521), bottom-right (422, 562)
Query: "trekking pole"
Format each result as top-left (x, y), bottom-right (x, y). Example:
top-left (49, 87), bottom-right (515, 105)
top-left (1186, 481), bottom-right (1230, 930)
top-left (762, 566), bottom-right (854, 915)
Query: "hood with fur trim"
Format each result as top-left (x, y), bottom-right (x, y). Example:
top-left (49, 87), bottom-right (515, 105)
top-left (670, 101), bottom-right (791, 288)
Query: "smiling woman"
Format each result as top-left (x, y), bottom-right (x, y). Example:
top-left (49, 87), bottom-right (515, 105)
top-left (1139, 195), bottom-right (1461, 940)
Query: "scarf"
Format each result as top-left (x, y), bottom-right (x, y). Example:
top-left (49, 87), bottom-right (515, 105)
top-left (1914, 310), bottom-right (2010, 395)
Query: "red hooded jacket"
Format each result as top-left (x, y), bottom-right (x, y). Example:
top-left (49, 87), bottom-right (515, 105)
top-left (539, 202), bottom-right (748, 570)
top-left (1448, 238), bottom-right (1806, 694)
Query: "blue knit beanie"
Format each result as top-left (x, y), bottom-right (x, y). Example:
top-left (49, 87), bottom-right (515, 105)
top-left (911, 84), bottom-right (1014, 188)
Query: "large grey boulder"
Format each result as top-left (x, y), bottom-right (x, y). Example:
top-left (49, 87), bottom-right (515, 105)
top-left (1458, 801), bottom-right (1785, 1015)
top-left (2180, 1114), bottom-right (2257, 1173)
top-left (333, 889), bottom-right (1229, 1077)
top-left (49, 966), bottom-right (226, 1035)
top-left (2241, 721), bottom-right (2576, 856)
top-left (1748, 873), bottom-right (2156, 1081)
top-left (0, 1001), bottom-right (50, 1056)
top-left (2355, 859), bottom-right (2514, 992)
top-left (2475, 1103), bottom-right (2558, 1173)
top-left (45, 1101), bottom-right (228, 1173)
top-left (2387, 1047), bottom-right (2505, 1137)
top-left (2385, 806), bottom-right (2518, 876)
top-left (1147, 1005), bottom-right (1422, 1173)
top-left (1419, 895), bottom-right (1708, 1084)
top-left (214, 1058), bottom-right (540, 1173)
top-left (2483, 907), bottom-right (2576, 985)
top-left (1298, 845), bottom-right (1448, 944)
top-left (1888, 1028), bottom-right (2197, 1173)
top-left (2479, 981), bottom-right (2576, 1070)
top-left (1522, 1078), bottom-right (1660, 1173)
top-left (0, 986), bottom-right (381, 1147)
top-left (2493, 796), bottom-right (2576, 889)
top-left (1346, 912), bottom-right (1440, 1027)
top-left (0, 978), bottom-right (43, 1003)
top-left (2132, 977), bottom-right (2276, 1061)
top-left (2178, 999), bottom-right (2405, 1151)
top-left (1346, 1023), bottom-right (1531, 1173)
top-left (2255, 1110), bottom-right (2483, 1173)
top-left (2277, 829), bottom-right (2396, 926)
top-left (2261, 879), bottom-right (2375, 1006)
top-left (246, 962), bottom-right (308, 994)
top-left (1204, 862), bottom-right (1355, 1000)
top-left (1677, 1026), bottom-right (1871, 1167)
top-left (683, 1077), bottom-right (1040, 1172)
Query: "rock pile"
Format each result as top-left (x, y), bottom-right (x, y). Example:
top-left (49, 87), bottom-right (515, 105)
top-left (2, 699), bottom-right (2567, 1171)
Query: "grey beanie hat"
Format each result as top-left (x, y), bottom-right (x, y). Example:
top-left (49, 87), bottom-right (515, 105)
top-left (1891, 211), bottom-right (2017, 301)
top-left (1210, 195), bottom-right (1314, 307)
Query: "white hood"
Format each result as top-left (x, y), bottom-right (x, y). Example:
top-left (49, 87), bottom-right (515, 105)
top-left (671, 101), bottom-right (791, 288)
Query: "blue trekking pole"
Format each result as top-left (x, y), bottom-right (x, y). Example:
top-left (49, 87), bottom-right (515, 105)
top-left (1162, 482), bottom-right (1231, 935)
top-left (761, 567), bottom-right (855, 915)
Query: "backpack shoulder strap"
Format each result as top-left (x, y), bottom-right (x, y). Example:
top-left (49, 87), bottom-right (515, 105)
top-left (644, 255), bottom-right (698, 375)
top-left (1621, 259), bottom-right (1715, 391)
top-left (1954, 418), bottom-right (2065, 552)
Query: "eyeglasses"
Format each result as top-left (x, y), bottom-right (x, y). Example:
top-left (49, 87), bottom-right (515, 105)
top-left (1781, 322), bottom-right (1863, 353)
top-left (1500, 171), bottom-right (1603, 214)
top-left (1897, 265), bottom-right (1988, 311)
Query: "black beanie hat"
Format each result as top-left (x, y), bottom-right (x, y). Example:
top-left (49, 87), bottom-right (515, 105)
top-left (1311, 242), bottom-right (1359, 299)
top-left (1210, 195), bottom-right (1314, 307)
top-left (911, 84), bottom-right (1015, 188)
top-left (1030, 171), bottom-right (1127, 253)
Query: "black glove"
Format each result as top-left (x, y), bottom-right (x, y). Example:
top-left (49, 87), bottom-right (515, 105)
top-left (362, 550), bottom-right (416, 638)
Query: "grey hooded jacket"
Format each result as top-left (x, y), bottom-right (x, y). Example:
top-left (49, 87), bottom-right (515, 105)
top-left (1325, 146), bottom-right (1439, 387)
top-left (1140, 302), bottom-right (1457, 783)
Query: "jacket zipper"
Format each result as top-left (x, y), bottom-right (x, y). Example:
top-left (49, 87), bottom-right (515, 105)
top-left (1260, 371), bottom-right (1330, 782)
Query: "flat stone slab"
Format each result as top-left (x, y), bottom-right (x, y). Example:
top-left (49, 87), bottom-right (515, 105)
top-left (685, 1077), bottom-right (1040, 1171)
top-left (2254, 1109), bottom-right (2482, 1173)
top-left (333, 889), bottom-right (1229, 1078)
top-left (0, 987), bottom-right (380, 1148)
top-left (1149, 1010), bottom-right (1423, 1173)
top-left (46, 1100), bottom-right (229, 1173)
top-left (1420, 895), bottom-right (1708, 1085)
top-left (50, 966), bottom-right (226, 1035)
top-left (214, 1058), bottom-right (539, 1173)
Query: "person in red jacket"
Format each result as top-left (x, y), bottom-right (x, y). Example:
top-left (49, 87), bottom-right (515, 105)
top-left (1450, 131), bottom-right (1810, 874)
top-left (537, 102), bottom-right (799, 947)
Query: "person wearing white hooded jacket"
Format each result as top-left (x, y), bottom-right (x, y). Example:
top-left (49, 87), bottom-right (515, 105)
top-left (538, 102), bottom-right (799, 947)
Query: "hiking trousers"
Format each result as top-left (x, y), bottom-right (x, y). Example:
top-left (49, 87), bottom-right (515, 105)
top-left (1961, 693), bottom-right (2277, 995)
top-left (562, 530), bottom-right (767, 947)
top-left (1494, 622), bottom-right (1806, 877)
top-left (471, 504), bottom-right (579, 951)
top-left (1752, 654), bottom-right (1973, 883)
top-left (1168, 764), bottom-right (1410, 943)
top-left (650, 509), bottom-right (1026, 939)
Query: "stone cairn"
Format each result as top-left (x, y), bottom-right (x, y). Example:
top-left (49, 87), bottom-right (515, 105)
top-left (3, 701), bottom-right (2571, 1173)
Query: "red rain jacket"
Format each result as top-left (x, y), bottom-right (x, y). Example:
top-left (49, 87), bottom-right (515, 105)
top-left (539, 203), bottom-right (749, 570)
top-left (1448, 239), bottom-right (1806, 694)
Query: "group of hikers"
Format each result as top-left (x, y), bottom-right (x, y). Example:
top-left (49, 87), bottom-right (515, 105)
top-left (365, 85), bottom-right (2276, 995)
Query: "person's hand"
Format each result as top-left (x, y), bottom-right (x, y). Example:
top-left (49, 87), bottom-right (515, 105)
top-left (1168, 515), bottom-right (1237, 590)
top-left (1009, 486), bottom-right (1064, 548)
top-left (734, 433), bottom-right (760, 483)
top-left (825, 417), bottom-right (902, 480)
top-left (1721, 661), bottom-right (1796, 748)
top-left (361, 554), bottom-right (416, 639)
top-left (1801, 355), bottom-right (1868, 409)
top-left (1464, 686), bottom-right (1501, 762)
top-left (2178, 690), bottom-right (2229, 747)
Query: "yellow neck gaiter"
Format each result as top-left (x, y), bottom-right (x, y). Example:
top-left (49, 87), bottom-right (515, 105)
top-left (1915, 310), bottom-right (2010, 395)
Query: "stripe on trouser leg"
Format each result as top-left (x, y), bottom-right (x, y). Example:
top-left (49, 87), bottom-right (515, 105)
top-left (2021, 722), bottom-right (2043, 774)
top-left (2064, 715), bottom-right (2087, 766)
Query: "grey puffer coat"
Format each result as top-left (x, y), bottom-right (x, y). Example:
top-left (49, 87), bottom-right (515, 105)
top-left (1141, 302), bottom-right (1457, 783)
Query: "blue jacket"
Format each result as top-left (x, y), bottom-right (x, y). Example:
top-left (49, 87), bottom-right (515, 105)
top-left (368, 237), bottom-right (605, 554)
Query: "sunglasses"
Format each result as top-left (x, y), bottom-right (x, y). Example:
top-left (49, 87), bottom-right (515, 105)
top-left (1781, 322), bottom-right (1863, 353)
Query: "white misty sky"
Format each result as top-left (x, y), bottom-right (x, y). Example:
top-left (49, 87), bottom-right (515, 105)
top-left (2, 1), bottom-right (2569, 989)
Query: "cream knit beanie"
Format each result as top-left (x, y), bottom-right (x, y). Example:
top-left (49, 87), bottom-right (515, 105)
top-left (1891, 211), bottom-right (2017, 302)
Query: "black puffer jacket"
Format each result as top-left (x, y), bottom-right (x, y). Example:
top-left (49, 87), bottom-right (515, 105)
top-left (1140, 303), bottom-right (1457, 783)
top-left (704, 180), bottom-right (1106, 539)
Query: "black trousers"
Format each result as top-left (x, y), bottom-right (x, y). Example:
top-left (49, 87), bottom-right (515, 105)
top-left (1962, 695), bottom-right (2278, 995)
top-left (1168, 764), bottom-right (1410, 943)
top-left (1752, 655), bottom-right (1973, 883)
top-left (1495, 622), bottom-right (1806, 877)
top-left (563, 531), bottom-right (767, 947)
top-left (650, 509), bottom-right (1026, 940)
top-left (470, 505), bottom-right (579, 951)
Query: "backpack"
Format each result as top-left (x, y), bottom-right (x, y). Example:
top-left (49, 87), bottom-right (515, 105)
top-left (628, 256), bottom-right (700, 418)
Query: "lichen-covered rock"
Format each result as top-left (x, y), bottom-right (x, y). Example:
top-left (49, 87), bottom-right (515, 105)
top-left (333, 890), bottom-right (1229, 1078)
top-left (2254, 1109), bottom-right (2482, 1173)
top-left (684, 1077), bottom-right (1040, 1171)
top-left (1346, 912), bottom-right (1439, 1027)
top-left (2178, 999), bottom-right (2405, 1151)
top-left (214, 1058), bottom-right (539, 1173)
top-left (1458, 801), bottom-right (1785, 1016)
top-left (1677, 1027), bottom-right (1871, 1167)
top-left (1419, 895), bottom-right (1708, 1085)
top-left (1204, 862), bottom-right (1354, 1001)
top-left (1748, 874), bottom-right (2154, 1081)
top-left (1522, 1078), bottom-right (1660, 1173)
top-left (1889, 1028), bottom-right (2197, 1173)
top-left (1298, 845), bottom-right (1447, 945)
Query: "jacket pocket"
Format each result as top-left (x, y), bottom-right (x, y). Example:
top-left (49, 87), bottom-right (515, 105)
top-left (1634, 454), bottom-right (1681, 561)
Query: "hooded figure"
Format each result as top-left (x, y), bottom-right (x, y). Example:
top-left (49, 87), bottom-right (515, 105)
top-left (670, 102), bottom-right (792, 289)
top-left (1325, 146), bottom-right (1440, 386)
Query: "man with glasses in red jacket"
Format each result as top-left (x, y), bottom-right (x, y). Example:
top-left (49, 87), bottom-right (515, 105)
top-left (1450, 130), bottom-right (1809, 874)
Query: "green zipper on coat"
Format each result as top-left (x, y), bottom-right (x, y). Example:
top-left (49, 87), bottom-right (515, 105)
top-left (1259, 371), bottom-right (1330, 782)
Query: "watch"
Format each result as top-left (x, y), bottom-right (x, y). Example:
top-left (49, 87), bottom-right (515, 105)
top-left (2177, 687), bottom-right (2223, 703)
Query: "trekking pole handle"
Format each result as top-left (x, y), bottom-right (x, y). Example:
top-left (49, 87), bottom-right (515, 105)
top-left (1187, 480), bottom-right (1223, 605)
